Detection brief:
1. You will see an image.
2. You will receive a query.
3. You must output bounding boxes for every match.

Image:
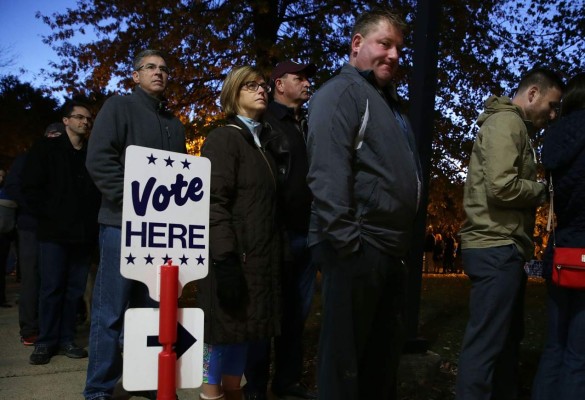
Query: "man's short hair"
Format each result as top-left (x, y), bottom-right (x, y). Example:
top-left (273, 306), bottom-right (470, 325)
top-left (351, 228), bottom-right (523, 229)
top-left (220, 66), bottom-right (265, 117)
top-left (44, 122), bottom-right (66, 136)
top-left (560, 72), bottom-right (585, 117)
top-left (351, 8), bottom-right (407, 40)
top-left (516, 67), bottom-right (565, 96)
top-left (133, 49), bottom-right (167, 71)
top-left (62, 100), bottom-right (91, 119)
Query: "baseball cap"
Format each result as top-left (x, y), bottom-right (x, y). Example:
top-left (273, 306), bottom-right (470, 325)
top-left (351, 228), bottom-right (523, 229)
top-left (271, 61), bottom-right (317, 81)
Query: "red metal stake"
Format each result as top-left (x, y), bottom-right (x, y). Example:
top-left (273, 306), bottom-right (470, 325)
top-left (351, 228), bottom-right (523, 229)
top-left (158, 260), bottom-right (178, 400)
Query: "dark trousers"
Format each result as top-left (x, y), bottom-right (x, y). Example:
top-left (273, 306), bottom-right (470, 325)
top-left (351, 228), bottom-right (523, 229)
top-left (532, 282), bottom-right (585, 400)
top-left (245, 230), bottom-right (316, 394)
top-left (311, 240), bottom-right (406, 400)
top-left (37, 241), bottom-right (91, 348)
top-left (455, 245), bottom-right (526, 400)
top-left (18, 228), bottom-right (39, 337)
top-left (0, 232), bottom-right (10, 304)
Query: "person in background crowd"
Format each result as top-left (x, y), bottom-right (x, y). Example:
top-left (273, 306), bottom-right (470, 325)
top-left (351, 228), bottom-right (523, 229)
top-left (22, 101), bottom-right (100, 365)
top-left (433, 231), bottom-right (444, 272)
top-left (456, 67), bottom-right (563, 399)
top-left (307, 8), bottom-right (421, 400)
top-left (198, 66), bottom-right (281, 400)
top-left (442, 231), bottom-right (456, 273)
top-left (423, 227), bottom-right (436, 273)
top-left (532, 72), bottom-right (585, 400)
top-left (5, 122), bottom-right (66, 345)
top-left (0, 168), bottom-right (17, 308)
top-left (244, 60), bottom-right (317, 400)
top-left (83, 49), bottom-right (185, 400)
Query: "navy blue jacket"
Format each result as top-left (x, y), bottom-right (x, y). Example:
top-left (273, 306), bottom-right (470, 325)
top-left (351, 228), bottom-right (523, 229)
top-left (542, 109), bottom-right (585, 276)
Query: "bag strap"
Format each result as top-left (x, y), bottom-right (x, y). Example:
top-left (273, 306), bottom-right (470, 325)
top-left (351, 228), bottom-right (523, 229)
top-left (547, 176), bottom-right (556, 247)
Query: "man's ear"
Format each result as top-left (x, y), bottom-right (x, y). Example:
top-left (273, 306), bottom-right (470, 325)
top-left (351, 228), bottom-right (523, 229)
top-left (132, 70), bottom-right (140, 84)
top-left (351, 33), bottom-right (363, 57)
top-left (527, 85), bottom-right (539, 103)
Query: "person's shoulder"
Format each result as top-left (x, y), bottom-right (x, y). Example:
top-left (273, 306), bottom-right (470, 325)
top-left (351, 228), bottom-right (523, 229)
top-left (206, 123), bottom-right (243, 140)
top-left (482, 105), bottom-right (525, 132)
top-left (102, 93), bottom-right (129, 105)
top-left (317, 70), bottom-right (360, 94)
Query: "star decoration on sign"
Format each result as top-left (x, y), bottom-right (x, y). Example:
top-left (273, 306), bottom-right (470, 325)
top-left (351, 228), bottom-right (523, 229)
top-left (144, 254), bottom-right (154, 264)
top-left (164, 156), bottom-right (175, 167)
top-left (196, 254), bottom-right (205, 265)
top-left (181, 159), bottom-right (191, 169)
top-left (147, 154), bottom-right (157, 164)
top-left (179, 254), bottom-right (189, 265)
top-left (125, 253), bottom-right (136, 264)
top-left (162, 254), bottom-right (172, 264)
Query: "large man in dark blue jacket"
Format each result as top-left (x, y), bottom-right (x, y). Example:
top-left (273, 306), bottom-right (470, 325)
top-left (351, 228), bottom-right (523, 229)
top-left (307, 8), bottom-right (421, 400)
top-left (83, 49), bottom-right (185, 400)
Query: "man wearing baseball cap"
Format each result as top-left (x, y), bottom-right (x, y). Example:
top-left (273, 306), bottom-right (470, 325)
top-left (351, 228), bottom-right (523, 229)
top-left (244, 60), bottom-right (317, 400)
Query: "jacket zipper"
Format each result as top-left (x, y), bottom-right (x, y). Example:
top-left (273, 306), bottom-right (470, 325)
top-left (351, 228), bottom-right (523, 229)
top-left (257, 147), bottom-right (277, 189)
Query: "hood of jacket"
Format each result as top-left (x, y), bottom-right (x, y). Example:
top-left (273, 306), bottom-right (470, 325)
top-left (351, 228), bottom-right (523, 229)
top-left (477, 95), bottom-right (536, 136)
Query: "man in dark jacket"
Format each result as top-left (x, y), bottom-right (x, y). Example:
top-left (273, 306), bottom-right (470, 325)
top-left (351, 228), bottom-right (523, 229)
top-left (307, 8), bottom-right (421, 400)
top-left (83, 49), bottom-right (186, 400)
top-left (5, 122), bottom-right (66, 346)
top-left (244, 61), bottom-right (317, 400)
top-left (22, 101), bottom-right (100, 365)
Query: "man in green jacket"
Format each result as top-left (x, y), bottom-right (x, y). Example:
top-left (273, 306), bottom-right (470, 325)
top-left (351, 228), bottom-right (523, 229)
top-left (456, 67), bottom-right (563, 400)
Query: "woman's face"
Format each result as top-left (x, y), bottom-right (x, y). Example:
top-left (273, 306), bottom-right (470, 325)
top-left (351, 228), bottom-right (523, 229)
top-left (237, 77), bottom-right (269, 120)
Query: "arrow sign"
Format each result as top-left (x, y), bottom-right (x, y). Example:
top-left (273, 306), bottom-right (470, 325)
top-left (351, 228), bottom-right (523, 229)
top-left (123, 308), bottom-right (204, 391)
top-left (146, 322), bottom-right (197, 359)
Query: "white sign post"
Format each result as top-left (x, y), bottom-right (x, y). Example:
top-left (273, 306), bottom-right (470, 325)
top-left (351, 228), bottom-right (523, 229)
top-left (121, 145), bottom-right (210, 391)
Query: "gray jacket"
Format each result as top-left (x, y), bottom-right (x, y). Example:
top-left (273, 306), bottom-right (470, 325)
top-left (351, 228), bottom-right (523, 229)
top-left (86, 86), bottom-right (186, 226)
top-left (307, 64), bottom-right (421, 257)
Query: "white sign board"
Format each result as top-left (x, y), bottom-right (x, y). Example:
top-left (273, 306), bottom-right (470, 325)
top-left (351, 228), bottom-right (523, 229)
top-left (123, 308), bottom-right (204, 391)
top-left (121, 145), bottom-right (210, 300)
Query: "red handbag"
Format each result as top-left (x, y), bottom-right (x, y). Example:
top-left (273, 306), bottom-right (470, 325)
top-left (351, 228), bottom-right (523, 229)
top-left (552, 247), bottom-right (585, 289)
top-left (548, 177), bottom-right (585, 289)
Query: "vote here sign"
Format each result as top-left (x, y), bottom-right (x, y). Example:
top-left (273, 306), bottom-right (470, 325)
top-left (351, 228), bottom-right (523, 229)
top-left (121, 145), bottom-right (210, 300)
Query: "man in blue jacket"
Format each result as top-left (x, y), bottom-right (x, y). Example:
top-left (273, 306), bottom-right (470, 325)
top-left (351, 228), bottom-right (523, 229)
top-left (83, 49), bottom-right (185, 400)
top-left (307, 8), bottom-right (421, 400)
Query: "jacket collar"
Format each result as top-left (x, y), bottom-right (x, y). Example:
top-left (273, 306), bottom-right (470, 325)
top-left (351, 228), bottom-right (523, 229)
top-left (227, 116), bottom-right (271, 145)
top-left (355, 66), bottom-right (400, 104)
top-left (133, 86), bottom-right (167, 112)
top-left (268, 100), bottom-right (296, 120)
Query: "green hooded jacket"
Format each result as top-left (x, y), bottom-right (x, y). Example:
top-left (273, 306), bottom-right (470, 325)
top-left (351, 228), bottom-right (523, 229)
top-left (460, 95), bottom-right (547, 260)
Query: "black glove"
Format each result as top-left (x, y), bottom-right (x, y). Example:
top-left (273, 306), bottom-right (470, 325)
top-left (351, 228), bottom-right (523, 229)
top-left (214, 254), bottom-right (249, 319)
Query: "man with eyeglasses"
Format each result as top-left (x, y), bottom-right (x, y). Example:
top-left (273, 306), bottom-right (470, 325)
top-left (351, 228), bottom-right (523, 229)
top-left (84, 49), bottom-right (185, 400)
top-left (21, 100), bottom-right (101, 365)
top-left (244, 60), bottom-right (317, 400)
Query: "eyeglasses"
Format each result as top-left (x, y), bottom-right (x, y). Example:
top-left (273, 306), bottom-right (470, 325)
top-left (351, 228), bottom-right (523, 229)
top-left (68, 114), bottom-right (93, 124)
top-left (241, 81), bottom-right (271, 93)
top-left (137, 63), bottom-right (171, 75)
